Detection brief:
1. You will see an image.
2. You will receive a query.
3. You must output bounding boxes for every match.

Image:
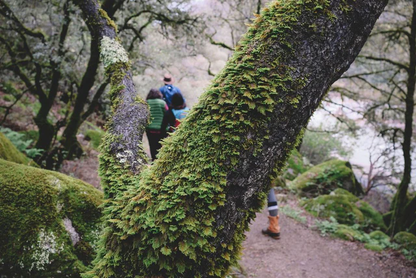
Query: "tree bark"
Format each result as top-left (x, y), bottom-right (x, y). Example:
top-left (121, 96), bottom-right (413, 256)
top-left (75, 0), bottom-right (387, 277)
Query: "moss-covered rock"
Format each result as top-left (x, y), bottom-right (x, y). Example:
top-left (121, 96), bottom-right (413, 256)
top-left (289, 159), bottom-right (363, 198)
top-left (301, 189), bottom-right (386, 231)
top-left (332, 188), bottom-right (360, 202)
top-left (0, 159), bottom-right (103, 277)
top-left (301, 194), bottom-right (364, 225)
top-left (356, 201), bottom-right (387, 231)
top-left (369, 231), bottom-right (390, 242)
top-left (0, 132), bottom-right (37, 166)
top-left (283, 149), bottom-right (309, 181)
top-left (393, 232), bottom-right (416, 249)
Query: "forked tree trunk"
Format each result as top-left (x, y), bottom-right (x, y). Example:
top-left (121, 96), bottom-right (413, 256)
top-left (74, 0), bottom-right (387, 277)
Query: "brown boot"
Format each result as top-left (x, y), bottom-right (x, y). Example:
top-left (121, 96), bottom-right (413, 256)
top-left (262, 215), bottom-right (280, 239)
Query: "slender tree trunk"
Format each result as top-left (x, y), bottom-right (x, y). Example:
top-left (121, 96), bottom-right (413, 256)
top-left (61, 1), bottom-right (122, 160)
top-left (34, 1), bottom-right (71, 165)
top-left (389, 0), bottom-right (416, 235)
top-left (74, 0), bottom-right (387, 277)
top-left (61, 38), bottom-right (100, 159)
top-left (34, 108), bottom-right (55, 152)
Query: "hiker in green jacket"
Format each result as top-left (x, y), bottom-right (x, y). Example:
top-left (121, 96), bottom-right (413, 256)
top-left (146, 88), bottom-right (168, 161)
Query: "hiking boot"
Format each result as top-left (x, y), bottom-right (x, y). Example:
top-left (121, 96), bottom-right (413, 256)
top-left (262, 215), bottom-right (280, 239)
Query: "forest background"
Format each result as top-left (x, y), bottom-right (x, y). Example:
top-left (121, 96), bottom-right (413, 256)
top-left (1, 0), bottom-right (416, 276)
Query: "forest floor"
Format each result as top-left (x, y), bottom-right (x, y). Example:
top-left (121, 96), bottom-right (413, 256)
top-left (59, 139), bottom-right (416, 278)
top-left (238, 200), bottom-right (416, 278)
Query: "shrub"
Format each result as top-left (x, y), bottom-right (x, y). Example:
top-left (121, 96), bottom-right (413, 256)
top-left (299, 128), bottom-right (353, 165)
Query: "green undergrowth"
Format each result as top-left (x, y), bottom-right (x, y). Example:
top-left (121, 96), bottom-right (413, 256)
top-left (280, 205), bottom-right (307, 224)
top-left (0, 159), bottom-right (104, 276)
top-left (301, 188), bottom-right (386, 231)
top-left (314, 217), bottom-right (416, 261)
top-left (0, 130), bottom-right (38, 166)
top-left (90, 0), bottom-right (361, 277)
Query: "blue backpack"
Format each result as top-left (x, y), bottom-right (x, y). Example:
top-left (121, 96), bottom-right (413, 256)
top-left (160, 85), bottom-right (181, 107)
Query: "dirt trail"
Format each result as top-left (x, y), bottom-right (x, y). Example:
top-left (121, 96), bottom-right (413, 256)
top-left (238, 208), bottom-right (416, 278)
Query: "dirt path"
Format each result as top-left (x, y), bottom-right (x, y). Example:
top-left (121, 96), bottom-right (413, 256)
top-left (238, 208), bottom-right (416, 278)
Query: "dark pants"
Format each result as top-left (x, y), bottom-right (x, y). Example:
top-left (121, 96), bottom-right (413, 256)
top-left (146, 130), bottom-right (163, 161)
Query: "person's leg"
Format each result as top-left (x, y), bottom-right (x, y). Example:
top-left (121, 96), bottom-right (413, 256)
top-left (262, 188), bottom-right (280, 239)
top-left (146, 131), bottom-right (158, 160)
top-left (267, 188), bottom-right (279, 217)
top-left (154, 132), bottom-right (163, 157)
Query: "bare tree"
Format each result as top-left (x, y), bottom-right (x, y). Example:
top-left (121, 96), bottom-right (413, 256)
top-left (324, 0), bottom-right (415, 235)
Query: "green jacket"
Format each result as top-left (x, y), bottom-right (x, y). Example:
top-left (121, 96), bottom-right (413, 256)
top-left (147, 98), bottom-right (167, 130)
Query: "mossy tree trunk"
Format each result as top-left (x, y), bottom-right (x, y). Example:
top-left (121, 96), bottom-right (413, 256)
top-left (74, 0), bottom-right (387, 277)
top-left (388, 0), bottom-right (416, 236)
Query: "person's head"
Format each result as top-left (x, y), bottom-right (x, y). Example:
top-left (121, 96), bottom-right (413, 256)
top-left (171, 93), bottom-right (186, 109)
top-left (162, 73), bottom-right (174, 85)
top-left (146, 88), bottom-right (163, 100)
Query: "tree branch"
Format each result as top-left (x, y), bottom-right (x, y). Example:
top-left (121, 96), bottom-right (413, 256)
top-left (0, 0), bottom-right (46, 42)
top-left (359, 55), bottom-right (409, 72)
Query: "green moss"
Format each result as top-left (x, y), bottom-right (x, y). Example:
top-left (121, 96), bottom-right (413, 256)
top-left (369, 231), bottom-right (390, 243)
top-left (85, 129), bottom-right (104, 150)
top-left (0, 159), bottom-right (103, 276)
top-left (98, 9), bottom-right (118, 33)
top-left (289, 159), bottom-right (363, 197)
top-left (331, 188), bottom-right (360, 202)
top-left (393, 232), bottom-right (416, 249)
top-left (364, 243), bottom-right (384, 252)
top-left (302, 194), bottom-right (364, 225)
top-left (356, 201), bottom-right (387, 231)
top-left (302, 189), bottom-right (386, 232)
top-left (334, 224), bottom-right (362, 241)
top-left (0, 132), bottom-right (36, 166)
